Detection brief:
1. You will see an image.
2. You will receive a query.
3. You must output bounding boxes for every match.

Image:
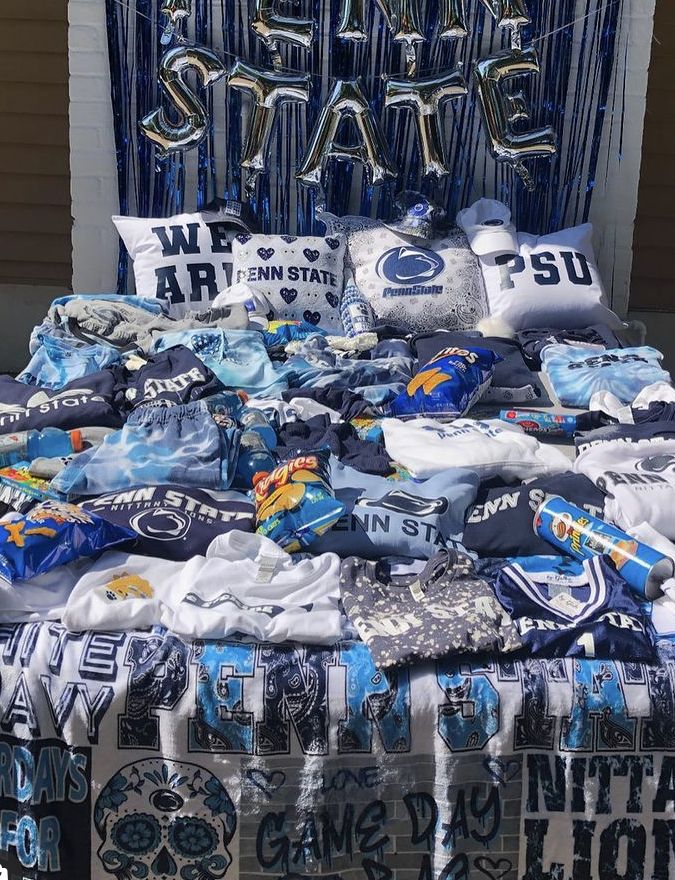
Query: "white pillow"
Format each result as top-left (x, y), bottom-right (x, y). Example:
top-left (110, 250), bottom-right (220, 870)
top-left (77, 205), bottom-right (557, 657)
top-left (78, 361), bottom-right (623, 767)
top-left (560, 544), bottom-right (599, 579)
top-left (477, 223), bottom-right (622, 331)
top-left (113, 210), bottom-right (242, 317)
top-left (346, 226), bottom-right (488, 332)
top-left (231, 233), bottom-right (346, 330)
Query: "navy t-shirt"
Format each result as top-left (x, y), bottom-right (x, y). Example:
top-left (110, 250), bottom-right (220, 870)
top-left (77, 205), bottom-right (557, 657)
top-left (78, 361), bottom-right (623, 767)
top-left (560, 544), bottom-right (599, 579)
top-left (82, 485), bottom-right (254, 560)
top-left (463, 472), bottom-right (605, 558)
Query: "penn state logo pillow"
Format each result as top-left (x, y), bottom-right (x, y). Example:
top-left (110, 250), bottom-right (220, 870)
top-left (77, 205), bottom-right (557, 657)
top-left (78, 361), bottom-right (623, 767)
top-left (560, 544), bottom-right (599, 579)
top-left (231, 234), bottom-right (346, 330)
top-left (476, 223), bottom-right (622, 331)
top-left (346, 226), bottom-right (488, 332)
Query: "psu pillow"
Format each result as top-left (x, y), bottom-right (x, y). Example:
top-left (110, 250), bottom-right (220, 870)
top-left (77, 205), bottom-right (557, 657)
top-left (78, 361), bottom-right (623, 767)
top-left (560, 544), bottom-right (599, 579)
top-left (231, 233), bottom-right (346, 330)
top-left (346, 226), bottom-right (488, 332)
top-left (477, 223), bottom-right (622, 331)
top-left (113, 201), bottom-right (255, 318)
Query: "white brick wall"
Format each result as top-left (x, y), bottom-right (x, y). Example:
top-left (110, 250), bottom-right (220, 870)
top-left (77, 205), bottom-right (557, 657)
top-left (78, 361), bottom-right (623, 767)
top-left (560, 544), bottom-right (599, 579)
top-left (69, 0), bottom-right (120, 294)
top-left (68, 0), bottom-right (657, 314)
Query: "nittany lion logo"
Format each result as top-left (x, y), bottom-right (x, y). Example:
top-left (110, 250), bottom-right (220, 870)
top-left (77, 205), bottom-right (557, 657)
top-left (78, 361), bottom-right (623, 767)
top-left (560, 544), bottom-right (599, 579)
top-left (376, 246), bottom-right (444, 285)
top-left (129, 507), bottom-right (191, 540)
top-left (636, 454), bottom-right (675, 475)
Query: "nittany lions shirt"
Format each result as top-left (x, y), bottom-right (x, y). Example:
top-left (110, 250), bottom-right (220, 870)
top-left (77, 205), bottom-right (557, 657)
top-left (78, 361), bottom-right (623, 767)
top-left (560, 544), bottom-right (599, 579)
top-left (81, 485), bottom-right (254, 560)
top-left (493, 555), bottom-right (655, 660)
top-left (340, 550), bottom-right (522, 669)
top-left (463, 473), bottom-right (605, 558)
top-left (0, 370), bottom-right (124, 434)
top-left (574, 438), bottom-right (675, 539)
top-left (311, 460), bottom-right (478, 559)
top-left (541, 344), bottom-right (670, 407)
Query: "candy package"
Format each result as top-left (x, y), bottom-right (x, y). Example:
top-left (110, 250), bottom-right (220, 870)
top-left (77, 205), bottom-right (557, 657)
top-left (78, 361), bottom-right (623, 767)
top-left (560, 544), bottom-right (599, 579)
top-left (0, 465), bottom-right (65, 503)
top-left (389, 346), bottom-right (502, 420)
top-left (253, 450), bottom-right (345, 552)
top-left (0, 501), bottom-right (136, 584)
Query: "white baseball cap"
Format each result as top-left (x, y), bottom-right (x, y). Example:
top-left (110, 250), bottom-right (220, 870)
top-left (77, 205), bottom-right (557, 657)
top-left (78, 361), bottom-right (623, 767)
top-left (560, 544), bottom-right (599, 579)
top-left (456, 198), bottom-right (519, 256)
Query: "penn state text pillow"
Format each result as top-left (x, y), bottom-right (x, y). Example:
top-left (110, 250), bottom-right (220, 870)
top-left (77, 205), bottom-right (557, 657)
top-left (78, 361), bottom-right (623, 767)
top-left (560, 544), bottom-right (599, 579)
top-left (231, 233), bottom-right (346, 330)
top-left (113, 207), bottom-right (246, 318)
top-left (346, 226), bottom-right (488, 332)
top-left (477, 223), bottom-right (622, 331)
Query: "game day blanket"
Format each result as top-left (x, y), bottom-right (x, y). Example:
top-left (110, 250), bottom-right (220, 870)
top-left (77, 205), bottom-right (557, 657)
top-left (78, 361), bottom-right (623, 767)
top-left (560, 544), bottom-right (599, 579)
top-left (0, 622), bottom-right (673, 880)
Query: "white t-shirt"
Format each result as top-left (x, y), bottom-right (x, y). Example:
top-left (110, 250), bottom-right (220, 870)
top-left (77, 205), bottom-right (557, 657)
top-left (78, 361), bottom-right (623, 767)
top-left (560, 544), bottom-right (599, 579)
top-left (63, 531), bottom-right (342, 644)
top-left (381, 417), bottom-right (572, 481)
top-left (0, 558), bottom-right (91, 624)
top-left (574, 438), bottom-right (675, 539)
top-left (186, 531), bottom-right (341, 643)
top-left (62, 552), bottom-right (187, 632)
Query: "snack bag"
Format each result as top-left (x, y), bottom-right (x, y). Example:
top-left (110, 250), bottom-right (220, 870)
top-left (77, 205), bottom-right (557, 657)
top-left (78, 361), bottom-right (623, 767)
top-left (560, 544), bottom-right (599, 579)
top-left (389, 345), bottom-right (502, 419)
top-left (0, 500), bottom-right (136, 583)
top-left (253, 450), bottom-right (345, 552)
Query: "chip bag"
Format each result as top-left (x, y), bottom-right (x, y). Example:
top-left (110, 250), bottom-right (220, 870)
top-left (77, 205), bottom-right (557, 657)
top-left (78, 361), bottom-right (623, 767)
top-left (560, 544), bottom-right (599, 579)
top-left (253, 450), bottom-right (345, 552)
top-left (0, 501), bottom-right (136, 583)
top-left (389, 346), bottom-right (502, 420)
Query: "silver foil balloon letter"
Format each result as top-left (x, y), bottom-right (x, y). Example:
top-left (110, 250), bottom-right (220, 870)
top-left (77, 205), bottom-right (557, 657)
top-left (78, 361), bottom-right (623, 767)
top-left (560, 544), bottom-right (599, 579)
top-left (140, 46), bottom-right (227, 154)
top-left (336, 0), bottom-right (424, 76)
top-left (385, 69), bottom-right (468, 177)
top-left (228, 60), bottom-right (310, 196)
top-left (297, 79), bottom-right (398, 190)
top-left (160, 0), bottom-right (192, 44)
top-left (251, 0), bottom-right (314, 70)
top-left (477, 0), bottom-right (530, 45)
top-left (474, 47), bottom-right (556, 189)
top-left (439, 0), bottom-right (468, 38)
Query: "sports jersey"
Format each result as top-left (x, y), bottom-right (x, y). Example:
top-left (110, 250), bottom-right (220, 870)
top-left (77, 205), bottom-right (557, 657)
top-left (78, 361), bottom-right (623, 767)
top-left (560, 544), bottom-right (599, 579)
top-left (340, 550), bottom-right (522, 668)
top-left (493, 555), bottom-right (656, 660)
top-left (574, 438), bottom-right (675, 539)
top-left (541, 345), bottom-right (670, 407)
top-left (311, 461), bottom-right (478, 559)
top-left (81, 485), bottom-right (255, 561)
top-left (381, 417), bottom-right (571, 481)
top-left (463, 473), bottom-right (605, 558)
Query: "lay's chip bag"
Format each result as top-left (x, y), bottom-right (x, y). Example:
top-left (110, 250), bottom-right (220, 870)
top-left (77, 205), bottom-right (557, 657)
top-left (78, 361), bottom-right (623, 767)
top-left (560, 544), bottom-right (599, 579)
top-left (389, 345), bottom-right (502, 420)
top-left (0, 500), bottom-right (136, 583)
top-left (253, 450), bottom-right (345, 552)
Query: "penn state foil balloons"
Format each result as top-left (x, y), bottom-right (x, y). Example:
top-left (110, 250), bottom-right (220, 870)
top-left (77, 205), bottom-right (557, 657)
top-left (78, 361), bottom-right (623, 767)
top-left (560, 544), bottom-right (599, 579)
top-left (296, 79), bottom-right (397, 191)
top-left (139, 46), bottom-right (226, 154)
top-left (385, 70), bottom-right (468, 178)
top-left (474, 47), bottom-right (557, 189)
top-left (228, 60), bottom-right (310, 195)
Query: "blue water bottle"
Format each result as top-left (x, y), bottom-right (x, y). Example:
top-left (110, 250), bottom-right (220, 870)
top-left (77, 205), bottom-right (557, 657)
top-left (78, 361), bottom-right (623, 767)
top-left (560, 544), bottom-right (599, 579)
top-left (0, 428), bottom-right (83, 468)
top-left (234, 431), bottom-right (276, 489)
top-left (239, 408), bottom-right (277, 450)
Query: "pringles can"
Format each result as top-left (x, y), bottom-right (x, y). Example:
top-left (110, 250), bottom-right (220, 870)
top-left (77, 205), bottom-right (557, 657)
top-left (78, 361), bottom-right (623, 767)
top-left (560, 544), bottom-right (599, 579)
top-left (533, 495), bottom-right (674, 599)
top-left (499, 409), bottom-right (578, 438)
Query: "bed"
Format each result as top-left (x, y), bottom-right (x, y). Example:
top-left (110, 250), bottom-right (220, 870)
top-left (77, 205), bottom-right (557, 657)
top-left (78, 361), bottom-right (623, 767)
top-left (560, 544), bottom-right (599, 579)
top-left (2, 338), bottom-right (672, 880)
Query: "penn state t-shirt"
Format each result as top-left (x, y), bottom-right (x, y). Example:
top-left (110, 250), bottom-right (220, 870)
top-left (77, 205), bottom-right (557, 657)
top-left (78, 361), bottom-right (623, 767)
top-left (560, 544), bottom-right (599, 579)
top-left (542, 345), bottom-right (670, 407)
top-left (340, 550), bottom-right (522, 668)
top-left (463, 473), bottom-right (606, 558)
top-left (81, 485), bottom-right (255, 560)
top-left (311, 461), bottom-right (479, 559)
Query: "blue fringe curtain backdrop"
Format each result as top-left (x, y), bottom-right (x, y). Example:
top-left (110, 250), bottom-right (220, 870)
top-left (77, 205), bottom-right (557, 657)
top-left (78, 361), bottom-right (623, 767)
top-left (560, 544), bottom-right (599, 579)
top-left (105, 0), bottom-right (626, 294)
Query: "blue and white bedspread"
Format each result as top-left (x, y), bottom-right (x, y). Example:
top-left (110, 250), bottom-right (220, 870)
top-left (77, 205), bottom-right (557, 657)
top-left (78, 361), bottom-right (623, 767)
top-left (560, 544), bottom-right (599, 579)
top-left (0, 622), bottom-right (674, 880)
